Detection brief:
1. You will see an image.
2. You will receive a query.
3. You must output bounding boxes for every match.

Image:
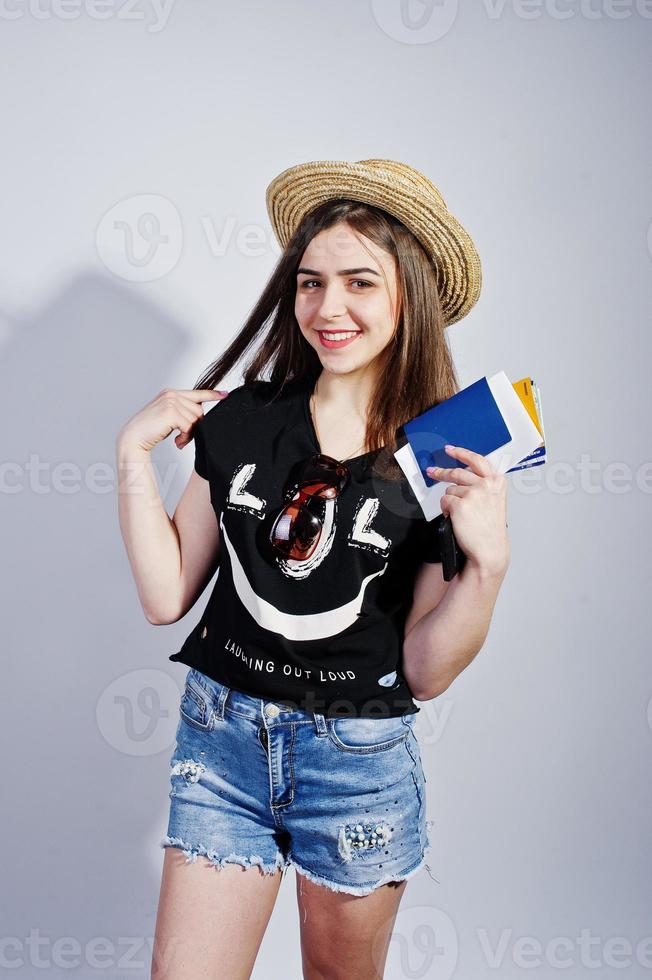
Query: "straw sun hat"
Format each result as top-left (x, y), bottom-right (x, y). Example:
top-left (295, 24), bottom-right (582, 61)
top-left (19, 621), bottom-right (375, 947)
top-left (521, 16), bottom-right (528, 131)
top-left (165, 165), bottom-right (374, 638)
top-left (265, 158), bottom-right (482, 327)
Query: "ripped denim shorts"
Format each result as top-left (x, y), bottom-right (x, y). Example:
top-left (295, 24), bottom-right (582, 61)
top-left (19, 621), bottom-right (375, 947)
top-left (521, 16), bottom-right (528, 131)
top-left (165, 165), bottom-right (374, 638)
top-left (161, 668), bottom-right (434, 897)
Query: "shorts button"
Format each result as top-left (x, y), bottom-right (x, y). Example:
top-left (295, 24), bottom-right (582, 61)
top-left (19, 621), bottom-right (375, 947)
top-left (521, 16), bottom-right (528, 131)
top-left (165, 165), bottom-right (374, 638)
top-left (265, 704), bottom-right (280, 718)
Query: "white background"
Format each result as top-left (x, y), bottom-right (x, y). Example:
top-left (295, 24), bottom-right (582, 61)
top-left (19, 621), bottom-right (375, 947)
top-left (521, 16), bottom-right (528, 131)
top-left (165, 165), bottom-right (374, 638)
top-left (1, 1), bottom-right (651, 977)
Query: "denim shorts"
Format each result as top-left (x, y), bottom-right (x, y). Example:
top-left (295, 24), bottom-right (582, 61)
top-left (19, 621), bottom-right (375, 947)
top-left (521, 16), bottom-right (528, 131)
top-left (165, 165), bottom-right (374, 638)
top-left (161, 667), bottom-right (434, 897)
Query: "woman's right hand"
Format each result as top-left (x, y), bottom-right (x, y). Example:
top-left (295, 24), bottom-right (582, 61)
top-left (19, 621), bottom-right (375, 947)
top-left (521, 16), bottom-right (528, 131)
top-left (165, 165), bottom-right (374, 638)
top-left (116, 387), bottom-right (229, 454)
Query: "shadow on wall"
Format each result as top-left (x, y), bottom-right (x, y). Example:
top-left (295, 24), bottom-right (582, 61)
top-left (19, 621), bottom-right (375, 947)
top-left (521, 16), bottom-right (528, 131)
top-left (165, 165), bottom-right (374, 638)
top-left (0, 269), bottom-right (212, 953)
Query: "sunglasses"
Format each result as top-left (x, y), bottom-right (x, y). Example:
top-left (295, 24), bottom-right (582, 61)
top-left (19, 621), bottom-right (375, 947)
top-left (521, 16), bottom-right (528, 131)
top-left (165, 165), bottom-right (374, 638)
top-left (269, 453), bottom-right (350, 560)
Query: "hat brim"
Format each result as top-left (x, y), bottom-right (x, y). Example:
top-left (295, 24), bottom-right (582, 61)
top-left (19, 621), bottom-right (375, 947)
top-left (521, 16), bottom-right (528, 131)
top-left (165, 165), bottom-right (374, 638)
top-left (265, 159), bottom-right (482, 327)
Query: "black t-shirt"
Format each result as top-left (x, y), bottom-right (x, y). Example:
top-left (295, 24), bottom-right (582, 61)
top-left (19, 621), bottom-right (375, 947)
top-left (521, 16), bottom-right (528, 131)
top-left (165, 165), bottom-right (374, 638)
top-left (169, 377), bottom-right (442, 718)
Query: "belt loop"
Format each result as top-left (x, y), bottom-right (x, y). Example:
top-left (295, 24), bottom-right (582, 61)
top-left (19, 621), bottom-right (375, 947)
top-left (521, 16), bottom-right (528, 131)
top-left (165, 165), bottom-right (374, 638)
top-left (213, 682), bottom-right (230, 721)
top-left (313, 711), bottom-right (328, 736)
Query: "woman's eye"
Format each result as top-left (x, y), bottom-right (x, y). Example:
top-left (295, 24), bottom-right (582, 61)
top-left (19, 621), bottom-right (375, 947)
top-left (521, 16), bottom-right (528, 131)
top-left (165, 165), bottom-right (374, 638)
top-left (299, 279), bottom-right (372, 289)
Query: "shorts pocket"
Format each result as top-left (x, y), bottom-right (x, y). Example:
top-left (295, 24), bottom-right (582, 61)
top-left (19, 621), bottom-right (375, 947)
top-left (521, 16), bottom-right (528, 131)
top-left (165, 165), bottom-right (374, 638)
top-left (327, 715), bottom-right (412, 753)
top-left (179, 669), bottom-right (216, 732)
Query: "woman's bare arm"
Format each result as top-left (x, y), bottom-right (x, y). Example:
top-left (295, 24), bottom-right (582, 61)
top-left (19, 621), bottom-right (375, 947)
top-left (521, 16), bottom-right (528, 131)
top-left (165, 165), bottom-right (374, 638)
top-left (402, 560), bottom-right (508, 700)
top-left (403, 444), bottom-right (511, 699)
top-left (115, 387), bottom-right (228, 624)
top-left (116, 451), bottom-right (220, 624)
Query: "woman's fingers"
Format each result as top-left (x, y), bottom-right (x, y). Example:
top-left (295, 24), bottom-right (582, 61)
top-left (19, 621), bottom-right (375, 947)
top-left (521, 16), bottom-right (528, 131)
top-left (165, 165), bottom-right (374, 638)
top-left (175, 390), bottom-right (231, 446)
top-left (442, 484), bottom-right (469, 497)
top-left (426, 444), bottom-right (496, 483)
top-left (446, 445), bottom-right (496, 476)
top-left (118, 388), bottom-right (230, 454)
top-left (177, 388), bottom-right (230, 402)
top-left (175, 404), bottom-right (200, 427)
top-left (176, 393), bottom-right (212, 419)
top-left (427, 464), bottom-right (480, 485)
top-left (163, 388), bottom-right (230, 399)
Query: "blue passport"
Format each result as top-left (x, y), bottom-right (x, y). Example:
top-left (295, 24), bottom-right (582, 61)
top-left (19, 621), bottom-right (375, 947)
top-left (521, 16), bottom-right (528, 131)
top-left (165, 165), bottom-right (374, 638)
top-left (403, 376), bottom-right (512, 487)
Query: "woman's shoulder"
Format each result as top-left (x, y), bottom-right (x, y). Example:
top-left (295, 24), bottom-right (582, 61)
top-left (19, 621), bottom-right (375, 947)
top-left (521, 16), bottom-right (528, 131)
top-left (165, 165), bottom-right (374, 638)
top-left (199, 377), bottom-right (303, 427)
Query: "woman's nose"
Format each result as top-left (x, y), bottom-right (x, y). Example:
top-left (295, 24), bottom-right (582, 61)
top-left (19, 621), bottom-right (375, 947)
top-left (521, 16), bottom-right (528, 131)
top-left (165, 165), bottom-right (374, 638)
top-left (318, 285), bottom-right (347, 319)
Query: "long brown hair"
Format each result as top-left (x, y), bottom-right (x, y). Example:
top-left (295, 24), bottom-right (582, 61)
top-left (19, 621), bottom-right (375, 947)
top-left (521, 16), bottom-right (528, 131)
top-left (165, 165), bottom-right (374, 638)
top-left (193, 199), bottom-right (459, 480)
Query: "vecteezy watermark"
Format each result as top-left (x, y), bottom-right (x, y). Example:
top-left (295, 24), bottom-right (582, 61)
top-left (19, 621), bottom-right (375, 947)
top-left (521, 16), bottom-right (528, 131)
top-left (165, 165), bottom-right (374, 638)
top-left (0, 454), bottom-right (181, 499)
top-left (645, 693), bottom-right (652, 737)
top-left (385, 915), bottom-right (652, 976)
top-left (200, 213), bottom-right (270, 259)
top-left (370, 0), bottom-right (652, 44)
top-left (368, 452), bottom-right (652, 521)
top-left (95, 194), bottom-right (283, 282)
top-left (415, 698), bottom-right (454, 745)
top-left (476, 926), bottom-right (652, 970)
top-left (371, 0), bottom-right (461, 44)
top-left (0, 929), bottom-right (181, 972)
top-left (507, 455), bottom-right (652, 496)
top-left (96, 194), bottom-right (183, 282)
top-left (96, 668), bottom-right (181, 756)
top-left (0, 0), bottom-right (178, 32)
top-left (2, 452), bottom-right (652, 499)
top-left (386, 905), bottom-right (459, 979)
top-left (480, 0), bottom-right (652, 18)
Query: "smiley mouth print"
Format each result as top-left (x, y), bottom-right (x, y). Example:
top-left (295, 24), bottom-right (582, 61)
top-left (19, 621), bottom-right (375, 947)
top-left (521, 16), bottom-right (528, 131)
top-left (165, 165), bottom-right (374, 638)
top-left (219, 514), bottom-right (388, 642)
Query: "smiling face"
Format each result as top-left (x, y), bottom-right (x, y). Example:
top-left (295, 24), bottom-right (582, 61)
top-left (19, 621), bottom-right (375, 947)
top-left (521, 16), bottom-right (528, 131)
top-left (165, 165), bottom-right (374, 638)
top-left (294, 222), bottom-right (401, 379)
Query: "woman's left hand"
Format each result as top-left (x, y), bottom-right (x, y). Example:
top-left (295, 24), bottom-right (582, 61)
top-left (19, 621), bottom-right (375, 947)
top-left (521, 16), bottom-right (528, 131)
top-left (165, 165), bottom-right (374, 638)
top-left (426, 445), bottom-right (510, 576)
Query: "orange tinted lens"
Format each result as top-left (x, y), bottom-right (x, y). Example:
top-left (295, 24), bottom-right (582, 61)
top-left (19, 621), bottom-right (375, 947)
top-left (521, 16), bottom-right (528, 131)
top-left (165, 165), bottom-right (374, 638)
top-left (270, 500), bottom-right (321, 559)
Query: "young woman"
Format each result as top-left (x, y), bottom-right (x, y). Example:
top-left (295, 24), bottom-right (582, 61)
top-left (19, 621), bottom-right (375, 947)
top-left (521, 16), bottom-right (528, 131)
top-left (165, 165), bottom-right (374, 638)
top-left (116, 160), bottom-right (510, 979)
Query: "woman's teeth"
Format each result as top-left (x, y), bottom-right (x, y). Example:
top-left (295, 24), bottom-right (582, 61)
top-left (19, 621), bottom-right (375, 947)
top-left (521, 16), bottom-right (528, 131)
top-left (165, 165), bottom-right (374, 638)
top-left (317, 330), bottom-right (363, 349)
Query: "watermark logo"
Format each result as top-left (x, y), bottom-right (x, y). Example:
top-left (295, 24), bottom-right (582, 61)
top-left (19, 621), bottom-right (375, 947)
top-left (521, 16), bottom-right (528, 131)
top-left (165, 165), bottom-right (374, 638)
top-left (96, 668), bottom-right (180, 756)
top-left (481, 0), bottom-right (652, 19)
top-left (96, 194), bottom-right (183, 282)
top-left (0, 929), bottom-right (180, 972)
top-left (415, 698), bottom-right (454, 744)
top-left (371, 0), bottom-right (460, 43)
top-left (476, 926), bottom-right (652, 970)
top-left (386, 904), bottom-right (459, 978)
top-left (0, 0), bottom-right (178, 33)
top-left (3, 450), bottom-right (652, 504)
top-left (371, 0), bottom-right (652, 44)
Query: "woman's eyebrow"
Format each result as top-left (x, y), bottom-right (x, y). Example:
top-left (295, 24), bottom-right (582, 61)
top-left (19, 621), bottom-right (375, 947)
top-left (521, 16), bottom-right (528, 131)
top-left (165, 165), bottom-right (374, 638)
top-left (296, 266), bottom-right (381, 278)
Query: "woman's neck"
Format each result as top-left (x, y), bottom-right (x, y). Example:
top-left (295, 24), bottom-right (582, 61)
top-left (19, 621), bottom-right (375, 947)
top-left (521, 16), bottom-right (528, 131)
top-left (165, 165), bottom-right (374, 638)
top-left (310, 370), bottom-right (374, 461)
top-left (312, 369), bottom-right (374, 425)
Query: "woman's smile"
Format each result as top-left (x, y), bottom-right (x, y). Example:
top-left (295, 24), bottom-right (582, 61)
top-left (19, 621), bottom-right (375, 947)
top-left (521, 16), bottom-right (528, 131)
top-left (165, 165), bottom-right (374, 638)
top-left (316, 329), bottom-right (362, 349)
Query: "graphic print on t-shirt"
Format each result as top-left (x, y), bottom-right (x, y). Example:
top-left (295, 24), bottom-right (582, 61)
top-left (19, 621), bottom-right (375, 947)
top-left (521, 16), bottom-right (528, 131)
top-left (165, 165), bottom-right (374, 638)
top-left (220, 459), bottom-right (391, 640)
top-left (226, 462), bottom-right (267, 516)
